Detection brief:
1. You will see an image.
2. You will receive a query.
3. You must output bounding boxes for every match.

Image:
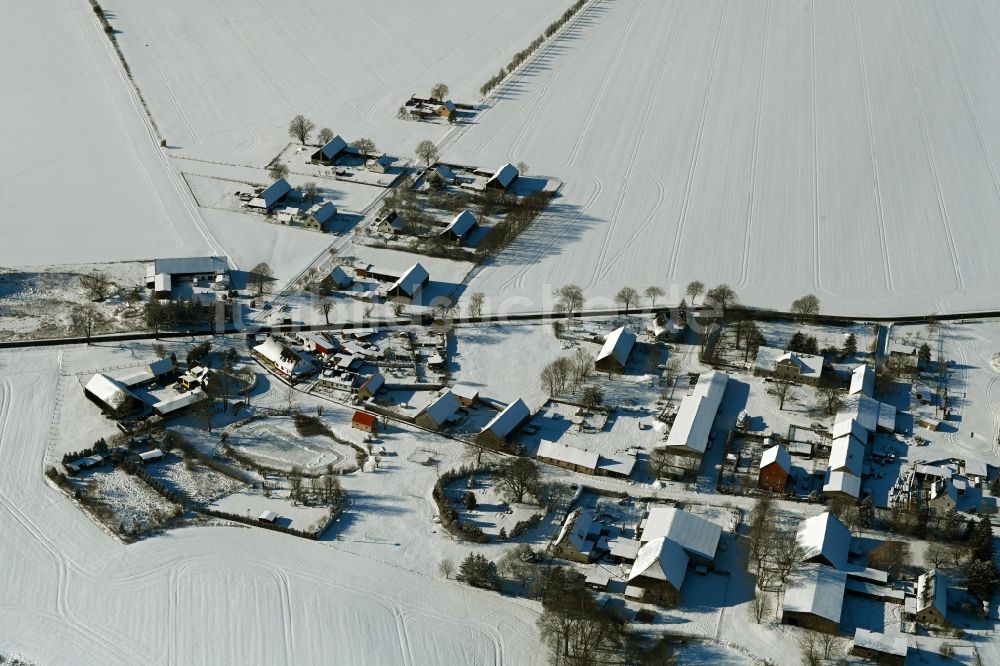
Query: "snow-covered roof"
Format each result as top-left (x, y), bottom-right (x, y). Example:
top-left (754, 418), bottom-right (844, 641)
top-left (251, 178), bottom-right (292, 209)
top-left (148, 358), bottom-right (176, 377)
top-left (329, 265), bottom-right (352, 288)
top-left (452, 385), bottom-right (479, 401)
top-left (783, 565), bottom-right (847, 624)
top-left (628, 537), bottom-right (688, 591)
top-left (431, 164), bottom-right (456, 182)
top-left (755, 346), bottom-right (824, 379)
top-left (965, 459), bottom-right (989, 479)
top-left (376, 210), bottom-right (405, 231)
top-left (483, 398), bottom-right (530, 440)
top-left (318, 135), bottom-right (347, 160)
top-left (640, 507), bottom-right (721, 562)
top-left (487, 162), bottom-right (519, 189)
top-left (608, 537), bottom-right (641, 560)
top-left (420, 390), bottom-right (461, 427)
top-left (914, 570), bottom-right (948, 618)
top-left (259, 510), bottom-right (279, 522)
top-left (116, 369), bottom-right (155, 388)
top-left (596, 453), bottom-right (636, 478)
top-left (84, 374), bottom-right (140, 411)
top-left (536, 440), bottom-right (598, 471)
top-left (153, 388), bottom-right (207, 415)
top-left (841, 395), bottom-right (895, 432)
top-left (852, 629), bottom-right (908, 658)
top-left (253, 337), bottom-right (313, 376)
top-left (596, 326), bottom-right (636, 368)
top-left (832, 417), bottom-right (867, 442)
top-left (149, 256), bottom-right (228, 277)
top-left (929, 479), bottom-right (957, 505)
top-left (139, 449), bottom-right (164, 462)
top-left (664, 371), bottom-right (728, 454)
top-left (796, 512), bottom-right (850, 569)
top-left (441, 210), bottom-right (477, 238)
top-left (359, 372), bottom-right (384, 395)
top-left (849, 364), bottom-right (875, 397)
top-left (760, 444), bottom-right (791, 473)
top-left (306, 201), bottom-right (337, 224)
top-left (554, 508), bottom-right (597, 556)
top-left (441, 100), bottom-right (456, 112)
top-left (823, 470), bottom-right (861, 499)
top-left (388, 263), bottom-right (429, 297)
top-left (829, 435), bottom-right (865, 477)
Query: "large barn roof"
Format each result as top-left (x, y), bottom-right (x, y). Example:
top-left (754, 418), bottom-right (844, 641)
top-left (783, 565), bottom-right (847, 624)
top-left (596, 326), bottom-right (636, 368)
top-left (84, 374), bottom-right (140, 411)
top-left (441, 210), bottom-right (477, 238)
top-left (536, 440), bottom-right (598, 471)
top-left (388, 263), bottom-right (429, 297)
top-left (486, 162), bottom-right (519, 189)
top-left (849, 364), bottom-right (875, 397)
top-left (796, 511), bottom-right (850, 569)
top-left (829, 435), bottom-right (865, 477)
top-left (149, 256), bottom-right (228, 277)
top-left (252, 178), bottom-right (292, 209)
top-left (318, 135), bottom-right (348, 160)
top-left (664, 371), bottom-right (728, 454)
top-left (420, 390), bottom-right (461, 427)
top-left (628, 537), bottom-right (688, 590)
top-left (640, 506), bottom-right (721, 562)
top-left (483, 398), bottom-right (530, 439)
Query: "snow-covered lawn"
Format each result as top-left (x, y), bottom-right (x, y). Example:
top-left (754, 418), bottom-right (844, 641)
top-left (445, 471), bottom-right (545, 539)
top-left (226, 419), bottom-right (356, 474)
top-left (147, 456), bottom-right (245, 505)
top-left (82, 467), bottom-right (177, 534)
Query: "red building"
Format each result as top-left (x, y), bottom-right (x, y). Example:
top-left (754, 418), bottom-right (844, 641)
top-left (757, 443), bottom-right (791, 492)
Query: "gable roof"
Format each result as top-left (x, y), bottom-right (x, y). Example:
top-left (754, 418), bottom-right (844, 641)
top-left (253, 337), bottom-right (312, 376)
top-left (554, 507), bottom-right (597, 556)
top-left (536, 440), bottom-right (598, 472)
top-left (148, 358), bottom-right (176, 377)
top-left (596, 327), bottom-right (636, 368)
top-left (306, 201), bottom-right (337, 224)
top-left (329, 265), bottom-right (352, 288)
top-left (852, 629), bottom-right (908, 658)
top-left (318, 135), bottom-right (348, 160)
top-left (149, 256), bottom-right (228, 277)
top-left (760, 444), bottom-right (791, 473)
top-left (849, 364), bottom-right (875, 397)
top-left (451, 385), bottom-right (479, 402)
top-left (487, 162), bottom-right (519, 189)
top-left (483, 398), bottom-right (530, 440)
top-left (441, 210), bottom-right (477, 238)
top-left (783, 565), bottom-right (847, 624)
top-left (254, 178), bottom-right (292, 209)
top-left (640, 507), bottom-right (721, 561)
top-left (84, 374), bottom-right (140, 411)
top-left (359, 372), bottom-right (384, 395)
top-left (420, 390), bottom-right (461, 427)
top-left (352, 411), bottom-right (377, 428)
top-left (430, 164), bottom-right (456, 182)
top-left (153, 387), bottom-right (207, 415)
top-left (665, 371), bottom-right (728, 454)
top-left (829, 435), bottom-right (865, 477)
top-left (832, 417), bottom-right (867, 442)
top-left (628, 537), bottom-right (689, 590)
top-left (841, 395), bottom-right (896, 433)
top-left (755, 346), bottom-right (823, 379)
top-left (796, 512), bottom-right (850, 569)
top-left (823, 470), bottom-right (862, 499)
top-left (388, 263), bottom-right (429, 297)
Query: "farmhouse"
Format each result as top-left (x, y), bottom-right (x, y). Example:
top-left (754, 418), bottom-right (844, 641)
top-left (627, 537), bottom-right (689, 602)
top-left (84, 374), bottom-right (142, 417)
top-left (177, 365), bottom-right (210, 391)
top-left (595, 326), bottom-right (636, 374)
top-left (850, 629), bottom-right (908, 666)
top-left (486, 162), bottom-right (519, 190)
top-left (275, 206), bottom-right (298, 225)
top-left (415, 390), bottom-right (461, 430)
top-left (849, 364), bottom-right (875, 397)
top-left (366, 154), bottom-right (394, 174)
top-left (551, 507), bottom-right (599, 563)
top-left (351, 410), bottom-right (378, 433)
top-left (311, 135), bottom-right (348, 164)
top-left (325, 265), bottom-right (353, 290)
top-left (297, 332), bottom-right (337, 357)
top-left (402, 96), bottom-right (456, 121)
top-left (829, 434), bottom-right (865, 478)
top-left (479, 398), bottom-right (530, 447)
top-left (638, 506), bottom-right (721, 566)
top-left (664, 371), bottom-right (729, 457)
top-left (905, 570), bottom-right (948, 625)
top-left (357, 372), bottom-right (385, 400)
top-left (385, 263), bottom-right (429, 300)
top-left (757, 443), bottom-right (791, 492)
top-left (303, 202), bottom-right (336, 231)
top-left (781, 566), bottom-right (847, 635)
top-left (248, 178), bottom-right (293, 213)
top-left (823, 470), bottom-right (862, 500)
top-left (536, 440), bottom-right (599, 474)
top-left (796, 511), bottom-right (850, 569)
top-left (427, 164), bottom-right (456, 185)
top-left (451, 385), bottom-right (479, 407)
top-left (754, 346), bottom-right (824, 385)
top-left (252, 337), bottom-right (314, 379)
top-left (144, 256), bottom-right (229, 294)
top-left (152, 388), bottom-right (207, 418)
top-left (440, 210), bottom-right (478, 245)
top-left (374, 210), bottom-right (406, 235)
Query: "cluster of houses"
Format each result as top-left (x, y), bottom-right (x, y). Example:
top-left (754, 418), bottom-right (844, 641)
top-left (890, 457), bottom-right (991, 513)
top-left (145, 256), bottom-right (230, 298)
top-left (552, 504), bottom-right (725, 605)
top-left (83, 358), bottom-right (212, 421)
top-left (242, 177), bottom-right (338, 232)
top-left (375, 208), bottom-right (480, 246)
top-left (401, 95), bottom-right (458, 122)
top-left (422, 162), bottom-right (520, 193)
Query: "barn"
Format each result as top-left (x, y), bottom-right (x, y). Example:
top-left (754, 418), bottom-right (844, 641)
top-left (757, 444), bottom-right (791, 492)
top-left (594, 326), bottom-right (636, 374)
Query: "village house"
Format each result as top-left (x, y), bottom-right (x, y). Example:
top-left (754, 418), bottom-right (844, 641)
top-left (365, 154), bottom-right (394, 174)
top-left (849, 364), bottom-right (875, 397)
top-left (415, 390), bottom-right (461, 431)
top-left (905, 570), bottom-right (948, 625)
top-left (796, 511), bottom-right (850, 569)
top-left (781, 565), bottom-right (847, 635)
top-left (850, 629), bottom-right (908, 666)
top-left (403, 96), bottom-right (456, 121)
top-left (297, 332), bottom-right (338, 357)
top-left (638, 506), bottom-right (721, 567)
top-left (627, 538), bottom-right (688, 604)
top-left (550, 508), bottom-right (600, 563)
top-left (486, 162), bottom-right (519, 191)
top-left (248, 178), bottom-right (293, 213)
top-left (310, 135), bottom-right (348, 165)
top-left (754, 346), bottom-right (824, 386)
top-left (757, 443), bottom-right (791, 492)
top-left (84, 373), bottom-right (142, 417)
top-left (152, 387), bottom-right (208, 418)
top-left (479, 398), bottom-right (531, 447)
top-left (351, 410), bottom-right (378, 434)
top-left (439, 210), bottom-right (478, 245)
top-left (451, 385), bottom-right (479, 407)
top-left (823, 470), bottom-right (862, 500)
top-left (375, 210), bottom-right (406, 235)
top-left (536, 440), bottom-right (599, 474)
top-left (928, 478), bottom-right (957, 512)
top-left (664, 371), bottom-right (729, 459)
top-left (595, 326), bottom-right (636, 374)
top-left (144, 256), bottom-right (229, 296)
top-left (427, 164), bottom-right (456, 186)
top-left (325, 265), bottom-right (353, 290)
top-left (385, 263), bottom-right (429, 301)
top-left (356, 372), bottom-right (385, 400)
top-left (275, 206), bottom-right (298, 225)
top-left (303, 201), bottom-right (337, 232)
top-left (252, 337), bottom-right (315, 379)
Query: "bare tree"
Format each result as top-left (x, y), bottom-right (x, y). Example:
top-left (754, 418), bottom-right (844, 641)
top-left (302, 181), bottom-right (318, 203)
top-left (614, 286), bottom-right (639, 314)
top-left (288, 114), bottom-right (315, 145)
top-left (268, 162), bottom-right (289, 181)
top-left (868, 540), bottom-right (910, 578)
top-left (415, 140), bottom-right (438, 166)
top-left (798, 633), bottom-right (822, 666)
top-left (664, 357), bottom-right (682, 385)
top-left (772, 533), bottom-right (805, 589)
top-left (749, 591), bottom-right (771, 624)
top-left (705, 283), bottom-right (739, 314)
top-left (926, 542), bottom-right (952, 569)
top-left (353, 137), bottom-right (377, 158)
top-left (516, 161), bottom-right (529, 176)
top-left (430, 83), bottom-right (450, 101)
top-left (554, 284), bottom-right (584, 314)
top-left (570, 348), bottom-right (595, 388)
top-left (79, 271), bottom-right (112, 301)
top-left (314, 296), bottom-right (333, 325)
top-left (494, 458), bottom-right (539, 504)
top-left (790, 294), bottom-right (821, 321)
top-left (317, 127), bottom-right (334, 145)
top-left (438, 558), bottom-right (455, 579)
top-left (248, 262), bottom-right (275, 297)
top-left (465, 432), bottom-right (497, 466)
top-left (153, 343), bottom-right (168, 359)
top-left (69, 304), bottom-right (106, 342)
top-left (685, 280), bottom-right (704, 304)
top-left (644, 286), bottom-right (665, 307)
top-left (773, 377), bottom-right (796, 410)
top-left (468, 292), bottom-right (485, 318)
top-left (816, 385), bottom-right (843, 417)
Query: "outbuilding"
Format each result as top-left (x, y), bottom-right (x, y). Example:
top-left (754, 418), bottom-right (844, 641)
top-left (248, 178), bottom-right (292, 212)
top-left (479, 398), bottom-right (530, 447)
top-left (311, 135), bottom-right (348, 164)
top-left (386, 263), bottom-right (429, 300)
top-left (758, 444), bottom-right (791, 492)
top-left (351, 410), bottom-right (378, 433)
top-left (595, 326), bottom-right (636, 374)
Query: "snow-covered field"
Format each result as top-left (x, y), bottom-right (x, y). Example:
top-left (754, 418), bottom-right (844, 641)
top-left (446, 0), bottom-right (1000, 317)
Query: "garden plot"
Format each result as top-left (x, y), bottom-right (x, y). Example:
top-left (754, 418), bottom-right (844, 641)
top-left (444, 471), bottom-right (545, 539)
top-left (146, 455), bottom-right (244, 504)
top-left (78, 467), bottom-right (178, 534)
top-left (205, 488), bottom-right (331, 533)
top-left (226, 419), bottom-right (356, 474)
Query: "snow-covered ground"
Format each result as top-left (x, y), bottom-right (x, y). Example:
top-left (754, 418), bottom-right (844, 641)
top-left (446, 0), bottom-right (1000, 317)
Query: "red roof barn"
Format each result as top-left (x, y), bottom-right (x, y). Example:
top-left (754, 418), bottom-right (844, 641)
top-left (352, 410), bottom-right (378, 433)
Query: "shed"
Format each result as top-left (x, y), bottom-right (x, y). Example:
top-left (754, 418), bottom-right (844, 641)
top-left (259, 510), bottom-right (279, 524)
top-left (83, 374), bottom-right (142, 416)
top-left (415, 390), bottom-right (461, 430)
top-left (595, 326), bottom-right (636, 374)
top-left (758, 444), bottom-right (791, 492)
top-left (352, 410), bottom-right (378, 433)
top-left (851, 629), bottom-right (908, 666)
top-left (248, 178), bottom-right (292, 212)
top-left (386, 263), bottom-right (429, 299)
top-left (480, 398), bottom-right (530, 446)
top-left (440, 210), bottom-right (478, 244)
top-left (357, 372), bottom-right (385, 399)
top-left (485, 162), bottom-right (519, 190)
top-left (311, 135), bottom-right (348, 164)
